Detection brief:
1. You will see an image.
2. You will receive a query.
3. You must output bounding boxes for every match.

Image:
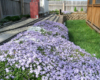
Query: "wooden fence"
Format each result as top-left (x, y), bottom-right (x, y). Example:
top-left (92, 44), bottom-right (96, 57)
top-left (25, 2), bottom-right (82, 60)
top-left (86, 0), bottom-right (100, 33)
top-left (49, 1), bottom-right (87, 12)
top-left (0, 0), bottom-right (31, 19)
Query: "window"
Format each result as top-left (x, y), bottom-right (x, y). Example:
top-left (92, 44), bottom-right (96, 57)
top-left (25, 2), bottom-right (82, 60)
top-left (89, 0), bottom-right (92, 4)
top-left (96, 0), bottom-right (100, 4)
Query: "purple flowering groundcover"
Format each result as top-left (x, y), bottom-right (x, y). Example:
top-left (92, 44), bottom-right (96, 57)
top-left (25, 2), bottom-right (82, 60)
top-left (62, 11), bottom-right (72, 14)
top-left (0, 20), bottom-right (100, 80)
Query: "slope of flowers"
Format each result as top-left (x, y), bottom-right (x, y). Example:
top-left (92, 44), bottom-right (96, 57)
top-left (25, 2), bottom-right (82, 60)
top-left (0, 20), bottom-right (100, 80)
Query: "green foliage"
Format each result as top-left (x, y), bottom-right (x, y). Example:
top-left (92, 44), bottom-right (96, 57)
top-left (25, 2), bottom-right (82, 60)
top-left (0, 14), bottom-right (30, 24)
top-left (24, 14), bottom-right (30, 18)
top-left (55, 9), bottom-right (59, 15)
top-left (81, 7), bottom-right (83, 11)
top-left (66, 20), bottom-right (100, 58)
top-left (47, 31), bottom-right (52, 35)
top-left (19, 41), bottom-right (23, 44)
top-left (61, 35), bottom-right (66, 39)
top-left (74, 7), bottom-right (77, 12)
top-left (4, 16), bottom-right (12, 21)
top-left (50, 9), bottom-right (59, 15)
top-left (0, 19), bottom-right (9, 23)
top-left (11, 16), bottom-right (21, 21)
top-left (50, 46), bottom-right (55, 52)
top-left (53, 32), bottom-right (59, 36)
top-left (37, 46), bottom-right (44, 52)
top-left (4, 16), bottom-right (21, 21)
top-left (20, 14), bottom-right (30, 18)
top-left (5, 16), bottom-right (21, 21)
top-left (40, 29), bottom-right (47, 35)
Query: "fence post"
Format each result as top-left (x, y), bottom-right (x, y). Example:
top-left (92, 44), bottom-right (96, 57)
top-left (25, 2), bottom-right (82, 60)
top-left (63, 1), bottom-right (65, 11)
top-left (20, 0), bottom-right (24, 15)
top-left (0, 0), bottom-right (3, 19)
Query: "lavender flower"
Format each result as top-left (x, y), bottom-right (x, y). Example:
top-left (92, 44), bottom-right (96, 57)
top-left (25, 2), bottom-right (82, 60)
top-left (62, 11), bottom-right (72, 14)
top-left (5, 68), bottom-right (9, 73)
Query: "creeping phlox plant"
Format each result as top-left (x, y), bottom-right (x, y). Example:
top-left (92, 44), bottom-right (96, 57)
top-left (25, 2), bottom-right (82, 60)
top-left (62, 11), bottom-right (72, 14)
top-left (0, 20), bottom-right (100, 80)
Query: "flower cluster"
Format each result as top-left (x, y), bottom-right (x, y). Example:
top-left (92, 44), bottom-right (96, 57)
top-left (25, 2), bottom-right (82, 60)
top-left (0, 20), bottom-right (100, 80)
top-left (62, 11), bottom-right (72, 14)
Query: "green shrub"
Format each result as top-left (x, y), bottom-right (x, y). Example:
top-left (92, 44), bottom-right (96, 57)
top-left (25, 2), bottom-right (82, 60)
top-left (52, 10), bottom-right (55, 12)
top-left (55, 11), bottom-right (59, 15)
top-left (55, 9), bottom-right (59, 15)
top-left (81, 7), bottom-right (83, 11)
top-left (49, 10), bottom-right (59, 14)
top-left (74, 7), bottom-right (77, 12)
top-left (10, 16), bottom-right (21, 21)
top-left (4, 16), bottom-right (12, 21)
top-left (4, 16), bottom-right (21, 21)
top-left (55, 9), bottom-right (58, 12)
top-left (23, 14), bottom-right (30, 18)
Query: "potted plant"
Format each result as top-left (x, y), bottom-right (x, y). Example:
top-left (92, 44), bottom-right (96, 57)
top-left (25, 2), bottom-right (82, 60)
top-left (80, 7), bottom-right (85, 13)
top-left (74, 7), bottom-right (77, 13)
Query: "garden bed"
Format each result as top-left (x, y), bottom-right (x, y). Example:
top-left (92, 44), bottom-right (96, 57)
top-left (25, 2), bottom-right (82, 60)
top-left (0, 20), bottom-right (100, 79)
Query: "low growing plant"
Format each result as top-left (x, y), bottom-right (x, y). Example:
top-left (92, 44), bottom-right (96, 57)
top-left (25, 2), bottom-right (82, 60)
top-left (11, 16), bottom-right (21, 21)
top-left (4, 16), bottom-right (12, 21)
top-left (74, 7), bottom-right (77, 12)
top-left (20, 14), bottom-right (30, 18)
top-left (81, 7), bottom-right (83, 11)
top-left (4, 16), bottom-right (21, 21)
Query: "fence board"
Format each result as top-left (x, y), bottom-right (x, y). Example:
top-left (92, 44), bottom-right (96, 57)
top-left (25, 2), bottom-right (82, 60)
top-left (24, 3), bottom-right (30, 15)
top-left (87, 7), bottom-right (92, 22)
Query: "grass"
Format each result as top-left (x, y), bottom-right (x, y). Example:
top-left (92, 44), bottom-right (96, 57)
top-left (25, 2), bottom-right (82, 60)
top-left (65, 20), bottom-right (100, 58)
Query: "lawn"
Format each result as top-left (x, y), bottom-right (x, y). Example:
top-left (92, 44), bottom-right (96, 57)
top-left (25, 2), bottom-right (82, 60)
top-left (65, 20), bottom-right (100, 58)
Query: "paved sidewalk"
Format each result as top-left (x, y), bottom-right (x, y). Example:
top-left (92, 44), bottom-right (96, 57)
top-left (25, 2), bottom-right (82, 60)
top-left (0, 26), bottom-right (32, 43)
top-left (0, 14), bottom-right (59, 44)
top-left (0, 18), bottom-right (36, 32)
top-left (54, 16), bottom-right (59, 22)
